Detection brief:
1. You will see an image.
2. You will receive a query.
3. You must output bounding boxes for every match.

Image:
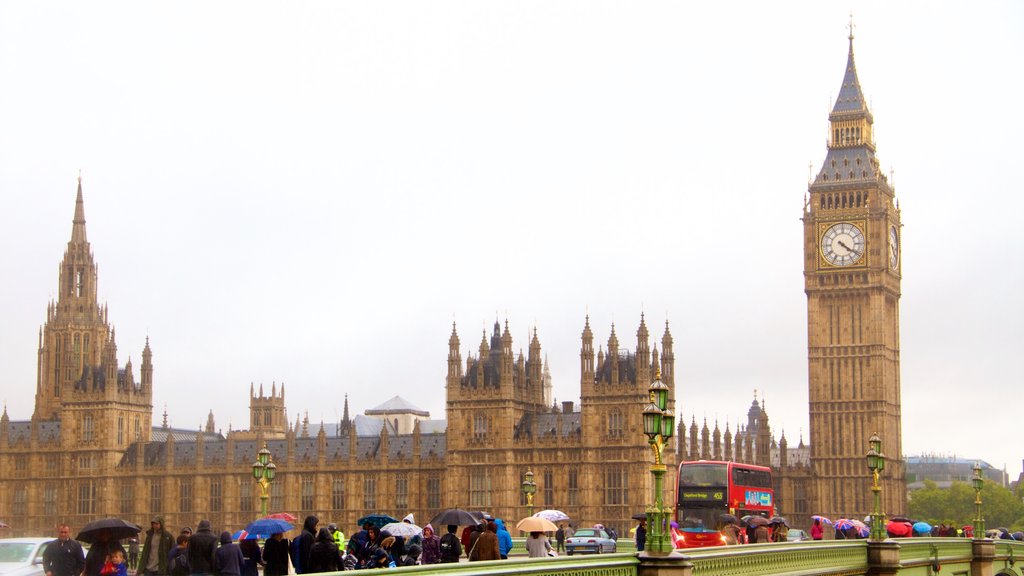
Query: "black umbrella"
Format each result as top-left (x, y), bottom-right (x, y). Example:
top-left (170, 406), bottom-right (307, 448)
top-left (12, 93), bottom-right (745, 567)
top-left (631, 513), bottom-right (649, 521)
top-left (76, 518), bottom-right (142, 543)
top-left (770, 516), bottom-right (789, 527)
top-left (719, 514), bottom-right (739, 525)
top-left (428, 509), bottom-right (480, 527)
top-left (356, 514), bottom-right (398, 529)
top-left (746, 516), bottom-right (770, 527)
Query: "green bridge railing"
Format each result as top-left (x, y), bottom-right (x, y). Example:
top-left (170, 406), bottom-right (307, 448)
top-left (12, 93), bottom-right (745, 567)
top-left (328, 538), bottom-right (1024, 576)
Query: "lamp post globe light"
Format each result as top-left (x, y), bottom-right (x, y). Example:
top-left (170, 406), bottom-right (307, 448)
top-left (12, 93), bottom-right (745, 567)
top-left (521, 468), bottom-right (537, 518)
top-left (866, 433), bottom-right (886, 541)
top-left (252, 444), bottom-right (277, 517)
top-left (642, 369), bottom-right (674, 553)
top-left (972, 462), bottom-right (985, 538)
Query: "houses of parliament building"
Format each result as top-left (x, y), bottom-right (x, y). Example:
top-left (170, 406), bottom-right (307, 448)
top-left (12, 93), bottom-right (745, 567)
top-left (0, 34), bottom-right (905, 535)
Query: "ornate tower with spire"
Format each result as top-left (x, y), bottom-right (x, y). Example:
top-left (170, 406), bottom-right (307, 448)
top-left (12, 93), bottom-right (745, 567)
top-left (34, 179), bottom-right (153, 450)
top-left (803, 29), bottom-right (906, 518)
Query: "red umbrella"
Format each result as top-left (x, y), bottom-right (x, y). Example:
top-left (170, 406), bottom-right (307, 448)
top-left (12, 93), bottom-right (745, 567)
top-left (265, 513), bottom-right (298, 522)
top-left (886, 521), bottom-right (912, 538)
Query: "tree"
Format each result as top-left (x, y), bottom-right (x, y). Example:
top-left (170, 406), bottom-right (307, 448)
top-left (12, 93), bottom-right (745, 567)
top-left (909, 480), bottom-right (1024, 531)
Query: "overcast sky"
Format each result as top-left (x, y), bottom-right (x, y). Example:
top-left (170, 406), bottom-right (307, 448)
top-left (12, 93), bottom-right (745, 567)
top-left (1, 2), bottom-right (1022, 478)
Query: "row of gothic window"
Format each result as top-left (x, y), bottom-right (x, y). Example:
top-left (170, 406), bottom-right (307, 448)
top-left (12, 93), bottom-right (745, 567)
top-left (820, 191), bottom-right (867, 210)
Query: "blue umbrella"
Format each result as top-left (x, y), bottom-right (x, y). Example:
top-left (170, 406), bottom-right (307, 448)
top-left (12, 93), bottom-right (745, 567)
top-left (912, 521), bottom-right (932, 535)
top-left (244, 518), bottom-right (294, 537)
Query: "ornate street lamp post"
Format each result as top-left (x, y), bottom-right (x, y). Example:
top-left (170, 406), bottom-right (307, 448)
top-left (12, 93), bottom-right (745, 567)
top-left (972, 462), bottom-right (985, 538)
top-left (642, 369), bottom-right (674, 553)
top-left (521, 468), bottom-right (537, 518)
top-left (251, 444), bottom-right (277, 517)
top-left (866, 433), bottom-right (886, 541)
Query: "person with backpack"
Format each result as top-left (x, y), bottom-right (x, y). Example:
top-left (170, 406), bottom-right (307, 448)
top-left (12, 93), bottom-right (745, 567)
top-left (438, 525), bottom-right (461, 563)
top-left (290, 516), bottom-right (318, 574)
top-left (305, 528), bottom-right (342, 573)
top-left (167, 536), bottom-right (189, 576)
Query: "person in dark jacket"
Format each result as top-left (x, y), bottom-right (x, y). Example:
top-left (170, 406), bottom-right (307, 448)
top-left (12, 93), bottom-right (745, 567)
top-left (187, 520), bottom-right (218, 575)
top-left (84, 531), bottom-right (126, 576)
top-left (635, 521), bottom-right (647, 551)
top-left (213, 532), bottom-right (244, 576)
top-left (43, 524), bottom-right (85, 576)
top-left (306, 528), bottom-right (342, 573)
top-left (292, 515), bottom-right (318, 574)
top-left (238, 538), bottom-right (260, 576)
top-left (260, 533), bottom-right (289, 576)
top-left (167, 535), bottom-right (189, 576)
top-left (139, 516), bottom-right (174, 576)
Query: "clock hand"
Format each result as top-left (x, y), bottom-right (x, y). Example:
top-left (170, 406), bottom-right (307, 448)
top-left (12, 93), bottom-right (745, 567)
top-left (837, 240), bottom-right (853, 252)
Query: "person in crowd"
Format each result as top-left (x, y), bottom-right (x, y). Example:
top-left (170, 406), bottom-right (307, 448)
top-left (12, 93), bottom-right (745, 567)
top-left (213, 532), bottom-right (243, 576)
top-left (810, 518), bottom-right (824, 541)
top-left (128, 539), bottom-right (139, 572)
top-left (327, 524), bottom-right (345, 553)
top-left (85, 530), bottom-right (126, 576)
top-left (720, 521), bottom-right (739, 546)
top-left (99, 549), bottom-right (128, 576)
top-left (772, 521), bottom-right (789, 543)
top-left (555, 524), bottom-right (566, 554)
top-left (238, 538), bottom-right (260, 576)
top-left (260, 533), bottom-right (289, 576)
top-left (438, 525), bottom-right (461, 563)
top-left (398, 543), bottom-right (421, 567)
top-left (167, 536), bottom-right (189, 576)
top-left (636, 520), bottom-right (647, 551)
top-left (345, 523), bottom-right (372, 567)
top-left (469, 521), bottom-right (499, 561)
top-left (43, 524), bottom-right (85, 576)
top-left (608, 526), bottom-right (618, 541)
top-left (418, 525), bottom-right (441, 565)
top-left (306, 527), bottom-right (343, 573)
top-left (526, 532), bottom-right (552, 558)
top-left (139, 516), bottom-right (173, 576)
top-left (494, 519), bottom-right (513, 560)
top-left (186, 520), bottom-right (218, 575)
top-left (180, 528), bottom-right (193, 539)
top-left (460, 524), bottom-right (475, 559)
top-left (292, 516), bottom-right (319, 574)
top-left (753, 522), bottom-right (771, 544)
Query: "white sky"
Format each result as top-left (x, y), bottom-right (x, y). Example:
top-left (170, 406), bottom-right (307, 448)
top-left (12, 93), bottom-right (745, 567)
top-left (1, 2), bottom-right (1022, 478)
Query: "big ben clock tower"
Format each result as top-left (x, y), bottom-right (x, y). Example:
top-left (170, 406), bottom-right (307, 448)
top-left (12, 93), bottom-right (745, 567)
top-left (804, 29), bottom-right (907, 519)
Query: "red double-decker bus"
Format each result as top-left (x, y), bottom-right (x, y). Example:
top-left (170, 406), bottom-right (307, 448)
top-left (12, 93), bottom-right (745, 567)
top-left (672, 460), bottom-right (775, 548)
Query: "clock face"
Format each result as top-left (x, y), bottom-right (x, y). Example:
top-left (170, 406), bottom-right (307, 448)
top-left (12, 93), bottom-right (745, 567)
top-left (821, 222), bottom-right (865, 266)
top-left (888, 226), bottom-right (899, 269)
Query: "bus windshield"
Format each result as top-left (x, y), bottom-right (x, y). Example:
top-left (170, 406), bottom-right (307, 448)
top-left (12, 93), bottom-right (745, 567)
top-left (679, 463), bottom-right (728, 487)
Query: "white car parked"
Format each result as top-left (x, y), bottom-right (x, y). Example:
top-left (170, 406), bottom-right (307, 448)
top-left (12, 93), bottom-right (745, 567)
top-left (0, 538), bottom-right (53, 576)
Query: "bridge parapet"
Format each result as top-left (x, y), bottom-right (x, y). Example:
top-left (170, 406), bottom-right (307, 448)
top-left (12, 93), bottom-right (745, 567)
top-left (671, 541), bottom-right (868, 576)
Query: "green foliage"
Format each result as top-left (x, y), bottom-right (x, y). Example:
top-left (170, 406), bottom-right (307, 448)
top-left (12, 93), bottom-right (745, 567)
top-left (909, 480), bottom-right (1024, 530)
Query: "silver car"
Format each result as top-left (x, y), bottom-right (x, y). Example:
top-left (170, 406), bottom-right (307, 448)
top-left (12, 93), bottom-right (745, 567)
top-left (565, 528), bottom-right (617, 555)
top-left (0, 538), bottom-right (53, 576)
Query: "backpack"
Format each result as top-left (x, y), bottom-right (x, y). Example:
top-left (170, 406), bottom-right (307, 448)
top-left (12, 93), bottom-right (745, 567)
top-left (169, 552), bottom-right (189, 576)
top-left (439, 533), bottom-right (461, 563)
top-left (289, 536), bottom-right (303, 573)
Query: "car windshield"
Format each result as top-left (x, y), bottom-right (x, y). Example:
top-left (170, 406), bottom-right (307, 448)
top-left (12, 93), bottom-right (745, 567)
top-left (0, 543), bottom-right (36, 563)
top-left (572, 529), bottom-right (603, 538)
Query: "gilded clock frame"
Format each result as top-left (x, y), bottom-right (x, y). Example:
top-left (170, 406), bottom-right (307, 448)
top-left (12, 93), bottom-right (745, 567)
top-left (817, 219), bottom-right (868, 269)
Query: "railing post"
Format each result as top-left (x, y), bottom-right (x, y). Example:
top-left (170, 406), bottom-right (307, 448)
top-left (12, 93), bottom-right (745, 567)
top-left (866, 540), bottom-right (901, 576)
top-left (638, 552), bottom-right (692, 576)
top-left (970, 539), bottom-right (995, 576)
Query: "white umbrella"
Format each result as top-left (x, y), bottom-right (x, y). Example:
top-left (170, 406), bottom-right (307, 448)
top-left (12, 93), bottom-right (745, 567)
top-left (532, 509), bottom-right (570, 522)
top-left (381, 522), bottom-right (423, 538)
